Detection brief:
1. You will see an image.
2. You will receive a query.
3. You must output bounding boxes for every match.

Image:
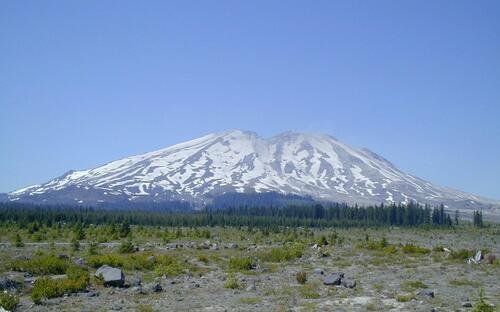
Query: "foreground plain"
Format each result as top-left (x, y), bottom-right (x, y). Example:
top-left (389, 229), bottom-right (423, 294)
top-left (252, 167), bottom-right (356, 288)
top-left (0, 225), bottom-right (498, 311)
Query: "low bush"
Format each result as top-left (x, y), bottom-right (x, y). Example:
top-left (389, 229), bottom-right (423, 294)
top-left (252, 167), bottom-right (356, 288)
top-left (224, 274), bottom-right (240, 289)
top-left (229, 257), bottom-right (254, 271)
top-left (119, 239), bottom-right (135, 254)
top-left (296, 271), bottom-right (307, 284)
top-left (299, 285), bottom-right (320, 299)
top-left (197, 254), bottom-right (209, 264)
top-left (87, 254), bottom-right (125, 268)
top-left (32, 266), bottom-right (89, 304)
top-left (12, 234), bottom-right (24, 247)
top-left (401, 280), bottom-right (428, 291)
top-left (317, 235), bottom-right (329, 246)
top-left (432, 245), bottom-right (445, 252)
top-left (401, 244), bottom-right (431, 255)
top-left (449, 249), bottom-right (475, 260)
top-left (396, 294), bottom-right (414, 302)
top-left (449, 278), bottom-right (480, 287)
top-left (260, 243), bottom-right (304, 262)
top-left (240, 297), bottom-right (261, 304)
top-left (153, 255), bottom-right (187, 277)
top-left (473, 289), bottom-right (494, 312)
top-left (11, 254), bottom-right (69, 275)
top-left (0, 292), bottom-right (19, 311)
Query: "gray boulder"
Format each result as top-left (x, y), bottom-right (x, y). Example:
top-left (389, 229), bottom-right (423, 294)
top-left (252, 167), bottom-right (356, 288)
top-left (146, 282), bottom-right (163, 292)
top-left (323, 272), bottom-right (344, 285)
top-left (313, 268), bottom-right (324, 275)
top-left (95, 265), bottom-right (125, 287)
top-left (341, 278), bottom-right (356, 288)
top-left (417, 290), bottom-right (434, 298)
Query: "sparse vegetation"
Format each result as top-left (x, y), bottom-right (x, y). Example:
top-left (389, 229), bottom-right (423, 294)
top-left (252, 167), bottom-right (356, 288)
top-left (260, 243), bottom-right (304, 262)
top-left (401, 243), bottom-right (431, 255)
top-left (11, 253), bottom-right (69, 275)
top-left (450, 278), bottom-right (481, 287)
top-left (224, 274), bottom-right (241, 289)
top-left (228, 257), bottom-right (254, 271)
top-left (0, 203), bottom-right (497, 311)
top-left (473, 289), bottom-right (494, 312)
top-left (0, 292), bottom-right (19, 311)
top-left (401, 280), bottom-right (428, 291)
top-left (396, 294), bottom-right (414, 302)
top-left (31, 266), bottom-right (89, 304)
top-left (296, 271), bottom-right (307, 284)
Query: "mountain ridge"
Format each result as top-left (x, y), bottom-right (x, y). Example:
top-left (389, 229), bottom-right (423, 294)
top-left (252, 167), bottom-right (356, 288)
top-left (8, 130), bottom-right (500, 213)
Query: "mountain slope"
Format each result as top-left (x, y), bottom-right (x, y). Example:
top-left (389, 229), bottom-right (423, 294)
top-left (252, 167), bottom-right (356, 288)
top-left (8, 130), bottom-right (500, 212)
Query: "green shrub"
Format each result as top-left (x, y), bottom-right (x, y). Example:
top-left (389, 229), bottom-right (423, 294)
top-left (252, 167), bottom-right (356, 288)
top-left (229, 257), bottom-right (254, 271)
top-left (224, 274), bottom-right (240, 289)
top-left (71, 237), bottom-right (80, 252)
top-left (432, 245), bottom-right (444, 252)
top-left (87, 254), bottom-right (125, 268)
top-left (396, 294), bottom-right (414, 302)
top-left (473, 289), bottom-right (494, 312)
top-left (449, 249), bottom-right (474, 260)
top-left (12, 233), bottom-right (24, 247)
top-left (197, 254), bottom-right (209, 264)
top-left (240, 297), bottom-right (261, 304)
top-left (87, 242), bottom-right (99, 255)
top-left (402, 244), bottom-right (430, 255)
top-left (401, 280), bottom-right (428, 291)
top-left (153, 255), bottom-right (186, 277)
top-left (31, 269), bottom-right (89, 304)
top-left (449, 278), bottom-right (480, 287)
top-left (299, 285), bottom-right (320, 299)
top-left (260, 243), bottom-right (304, 262)
top-left (317, 235), bottom-right (329, 246)
top-left (296, 271), bottom-right (307, 284)
top-left (0, 292), bottom-right (19, 311)
top-left (137, 304), bottom-right (154, 312)
top-left (119, 239), bottom-right (135, 254)
top-left (11, 254), bottom-right (69, 275)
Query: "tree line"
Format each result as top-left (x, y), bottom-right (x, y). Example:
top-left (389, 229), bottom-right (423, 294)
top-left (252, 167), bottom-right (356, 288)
top-left (0, 201), bottom-right (467, 229)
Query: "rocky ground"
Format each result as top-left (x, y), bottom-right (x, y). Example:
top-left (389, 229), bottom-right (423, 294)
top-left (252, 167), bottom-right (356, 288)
top-left (0, 226), bottom-right (499, 311)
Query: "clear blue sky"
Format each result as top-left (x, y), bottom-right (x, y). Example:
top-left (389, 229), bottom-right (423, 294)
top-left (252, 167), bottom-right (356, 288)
top-left (1, 1), bottom-right (499, 199)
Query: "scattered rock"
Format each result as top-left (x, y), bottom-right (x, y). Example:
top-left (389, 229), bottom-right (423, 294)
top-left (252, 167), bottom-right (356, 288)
top-left (485, 254), bottom-right (496, 264)
top-left (74, 257), bottom-right (86, 266)
top-left (12, 255), bottom-right (30, 261)
top-left (246, 282), bottom-right (256, 291)
top-left (462, 301), bottom-right (472, 308)
top-left (314, 268), bottom-right (324, 275)
top-left (130, 286), bottom-right (146, 294)
top-left (147, 255), bottom-right (156, 263)
top-left (166, 243), bottom-right (178, 249)
top-left (341, 278), bottom-right (356, 288)
top-left (324, 272), bottom-right (344, 285)
top-left (146, 282), bottom-right (163, 292)
top-left (130, 276), bottom-right (141, 287)
top-left (417, 290), bottom-right (435, 298)
top-left (95, 265), bottom-right (125, 287)
top-left (228, 243), bottom-right (238, 249)
top-left (58, 254), bottom-right (69, 260)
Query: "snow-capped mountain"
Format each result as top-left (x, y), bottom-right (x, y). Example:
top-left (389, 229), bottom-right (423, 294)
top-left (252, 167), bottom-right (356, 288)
top-left (8, 130), bottom-right (500, 211)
